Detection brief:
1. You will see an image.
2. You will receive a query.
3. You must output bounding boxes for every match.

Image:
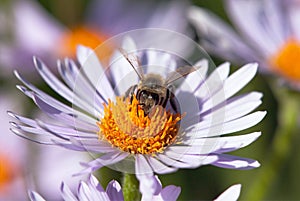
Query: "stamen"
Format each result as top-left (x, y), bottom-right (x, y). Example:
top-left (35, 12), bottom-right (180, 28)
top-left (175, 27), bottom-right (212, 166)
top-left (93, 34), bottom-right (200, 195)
top-left (271, 38), bottom-right (300, 82)
top-left (98, 96), bottom-right (182, 155)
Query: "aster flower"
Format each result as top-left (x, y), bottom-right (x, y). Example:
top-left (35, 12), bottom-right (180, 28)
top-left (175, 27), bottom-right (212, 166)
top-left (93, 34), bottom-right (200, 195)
top-left (33, 145), bottom-right (89, 199)
top-left (0, 93), bottom-right (90, 200)
top-left (188, 0), bottom-right (300, 89)
top-left (0, 0), bottom-right (189, 74)
top-left (29, 174), bottom-right (241, 201)
top-left (28, 174), bottom-right (181, 201)
top-left (9, 37), bottom-right (265, 178)
top-left (0, 94), bottom-right (28, 200)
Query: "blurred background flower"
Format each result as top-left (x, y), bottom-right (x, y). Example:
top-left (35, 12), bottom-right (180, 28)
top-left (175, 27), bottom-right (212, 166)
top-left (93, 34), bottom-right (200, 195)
top-left (188, 0), bottom-right (300, 200)
top-left (0, 92), bottom-right (27, 200)
top-left (189, 0), bottom-right (300, 89)
top-left (0, 0), bottom-right (190, 76)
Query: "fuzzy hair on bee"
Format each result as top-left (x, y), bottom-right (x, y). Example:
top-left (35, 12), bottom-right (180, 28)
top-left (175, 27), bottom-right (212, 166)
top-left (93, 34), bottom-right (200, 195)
top-left (119, 48), bottom-right (200, 115)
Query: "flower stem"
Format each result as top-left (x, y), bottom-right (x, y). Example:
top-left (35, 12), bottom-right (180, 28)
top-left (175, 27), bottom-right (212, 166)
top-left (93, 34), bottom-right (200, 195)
top-left (122, 173), bottom-right (141, 201)
top-left (242, 87), bottom-right (300, 200)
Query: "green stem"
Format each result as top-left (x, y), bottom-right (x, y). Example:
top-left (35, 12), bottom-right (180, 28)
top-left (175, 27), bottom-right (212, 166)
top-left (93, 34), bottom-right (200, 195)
top-left (122, 173), bottom-right (141, 201)
top-left (242, 88), bottom-right (300, 200)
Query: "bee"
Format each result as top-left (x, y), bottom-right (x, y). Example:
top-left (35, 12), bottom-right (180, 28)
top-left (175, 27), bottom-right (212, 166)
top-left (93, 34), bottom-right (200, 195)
top-left (120, 48), bottom-right (199, 115)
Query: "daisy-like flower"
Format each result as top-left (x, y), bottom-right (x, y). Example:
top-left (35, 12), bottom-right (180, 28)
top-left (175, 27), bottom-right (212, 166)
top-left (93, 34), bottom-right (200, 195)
top-left (9, 37), bottom-right (265, 178)
top-left (29, 174), bottom-right (181, 201)
top-left (188, 0), bottom-right (300, 89)
top-left (29, 174), bottom-right (241, 201)
top-left (0, 94), bottom-right (28, 200)
top-left (0, 0), bottom-right (189, 74)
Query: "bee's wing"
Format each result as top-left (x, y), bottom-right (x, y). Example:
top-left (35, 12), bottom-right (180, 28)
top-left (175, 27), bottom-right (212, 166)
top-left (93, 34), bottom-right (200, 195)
top-left (165, 66), bottom-right (200, 85)
top-left (119, 48), bottom-right (144, 80)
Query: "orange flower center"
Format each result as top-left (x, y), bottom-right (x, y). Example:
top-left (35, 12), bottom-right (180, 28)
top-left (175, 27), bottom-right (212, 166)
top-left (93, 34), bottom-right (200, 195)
top-left (98, 96), bottom-right (182, 155)
top-left (58, 26), bottom-right (113, 63)
top-left (0, 153), bottom-right (17, 193)
top-left (271, 38), bottom-right (300, 82)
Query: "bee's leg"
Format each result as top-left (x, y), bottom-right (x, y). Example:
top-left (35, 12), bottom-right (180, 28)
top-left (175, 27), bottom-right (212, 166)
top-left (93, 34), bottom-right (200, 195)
top-left (124, 85), bottom-right (137, 102)
top-left (167, 85), bottom-right (179, 113)
top-left (170, 95), bottom-right (179, 113)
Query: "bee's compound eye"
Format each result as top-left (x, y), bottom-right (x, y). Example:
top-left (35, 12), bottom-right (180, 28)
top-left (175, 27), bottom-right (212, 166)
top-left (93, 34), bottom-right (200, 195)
top-left (151, 93), bottom-right (158, 100)
top-left (141, 90), bottom-right (148, 98)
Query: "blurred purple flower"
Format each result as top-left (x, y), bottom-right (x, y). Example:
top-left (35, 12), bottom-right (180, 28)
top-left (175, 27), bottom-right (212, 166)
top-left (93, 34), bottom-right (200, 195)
top-left (29, 174), bottom-right (181, 201)
top-left (9, 37), bottom-right (265, 179)
top-left (0, 94), bottom-right (28, 200)
top-left (188, 0), bottom-right (300, 89)
top-left (0, 93), bottom-right (90, 200)
top-left (0, 0), bottom-right (65, 74)
top-left (29, 174), bottom-right (242, 201)
top-left (0, 0), bottom-right (190, 75)
top-left (32, 145), bottom-right (89, 200)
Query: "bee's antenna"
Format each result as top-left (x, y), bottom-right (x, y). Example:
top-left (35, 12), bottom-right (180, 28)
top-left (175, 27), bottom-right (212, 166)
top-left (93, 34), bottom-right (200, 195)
top-left (119, 48), bottom-right (144, 80)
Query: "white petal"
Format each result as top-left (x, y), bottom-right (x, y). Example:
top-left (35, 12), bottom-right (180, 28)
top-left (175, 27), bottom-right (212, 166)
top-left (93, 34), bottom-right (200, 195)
top-left (60, 182), bottom-right (78, 201)
top-left (179, 132), bottom-right (261, 154)
top-left (86, 175), bottom-right (110, 201)
top-left (163, 149), bottom-right (217, 166)
top-left (195, 62), bottom-right (230, 101)
top-left (214, 184), bottom-right (241, 201)
top-left (200, 63), bottom-right (258, 113)
top-left (77, 45), bottom-right (115, 101)
top-left (31, 58), bottom-right (98, 116)
top-left (189, 111), bottom-right (266, 137)
top-left (226, 0), bottom-right (282, 55)
top-left (200, 92), bottom-right (262, 124)
top-left (28, 191), bottom-right (47, 201)
top-left (139, 175), bottom-right (162, 201)
top-left (178, 59), bottom-right (208, 93)
top-left (156, 154), bottom-right (191, 168)
top-left (76, 152), bottom-right (129, 175)
top-left (109, 50), bottom-right (139, 96)
top-left (188, 6), bottom-right (256, 63)
top-left (78, 182), bottom-right (94, 201)
top-left (145, 50), bottom-right (175, 77)
top-left (288, 1), bottom-right (300, 40)
top-left (13, 0), bottom-right (64, 52)
top-left (146, 156), bottom-right (178, 174)
top-left (122, 36), bottom-right (137, 52)
top-left (135, 154), bottom-right (153, 175)
top-left (177, 62), bottom-right (230, 129)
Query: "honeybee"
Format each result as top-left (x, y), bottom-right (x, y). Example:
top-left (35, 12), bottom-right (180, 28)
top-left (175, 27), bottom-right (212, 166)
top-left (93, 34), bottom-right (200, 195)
top-left (120, 48), bottom-right (200, 115)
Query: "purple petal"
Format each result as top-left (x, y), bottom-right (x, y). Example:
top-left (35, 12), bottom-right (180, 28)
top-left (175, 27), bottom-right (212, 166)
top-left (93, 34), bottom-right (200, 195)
top-left (212, 154), bottom-right (260, 170)
top-left (106, 180), bottom-right (124, 201)
top-left (146, 156), bottom-right (178, 174)
top-left (135, 154), bottom-right (153, 175)
top-left (28, 191), bottom-right (47, 201)
top-left (159, 185), bottom-right (181, 201)
top-left (77, 152), bottom-right (129, 175)
top-left (60, 182), bottom-right (77, 201)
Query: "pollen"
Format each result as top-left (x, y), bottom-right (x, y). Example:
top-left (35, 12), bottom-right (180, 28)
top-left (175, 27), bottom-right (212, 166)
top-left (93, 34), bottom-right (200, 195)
top-left (97, 96), bottom-right (182, 155)
top-left (271, 38), bottom-right (300, 82)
